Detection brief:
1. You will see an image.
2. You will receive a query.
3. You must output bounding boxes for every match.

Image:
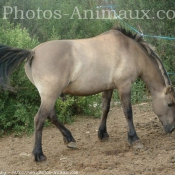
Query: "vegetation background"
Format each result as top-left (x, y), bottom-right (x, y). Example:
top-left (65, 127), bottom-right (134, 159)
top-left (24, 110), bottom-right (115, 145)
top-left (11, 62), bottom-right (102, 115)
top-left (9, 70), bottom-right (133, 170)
top-left (0, 0), bottom-right (174, 135)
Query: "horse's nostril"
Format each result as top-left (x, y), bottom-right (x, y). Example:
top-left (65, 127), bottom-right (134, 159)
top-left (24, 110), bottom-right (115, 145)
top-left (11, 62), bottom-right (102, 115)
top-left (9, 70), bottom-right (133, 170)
top-left (170, 127), bottom-right (175, 133)
top-left (164, 124), bottom-right (173, 134)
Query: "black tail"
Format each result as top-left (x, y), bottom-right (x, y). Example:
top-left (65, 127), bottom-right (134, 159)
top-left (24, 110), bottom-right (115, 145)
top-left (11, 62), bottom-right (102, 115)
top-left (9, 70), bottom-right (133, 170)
top-left (0, 44), bottom-right (34, 90)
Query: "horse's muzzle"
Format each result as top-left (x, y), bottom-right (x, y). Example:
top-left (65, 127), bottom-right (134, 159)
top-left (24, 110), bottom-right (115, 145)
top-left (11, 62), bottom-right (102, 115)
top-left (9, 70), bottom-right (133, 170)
top-left (164, 124), bottom-right (175, 134)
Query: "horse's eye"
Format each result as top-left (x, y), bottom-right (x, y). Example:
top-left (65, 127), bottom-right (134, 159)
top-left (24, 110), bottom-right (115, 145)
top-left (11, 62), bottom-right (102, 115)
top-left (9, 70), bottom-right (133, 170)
top-left (168, 103), bottom-right (173, 107)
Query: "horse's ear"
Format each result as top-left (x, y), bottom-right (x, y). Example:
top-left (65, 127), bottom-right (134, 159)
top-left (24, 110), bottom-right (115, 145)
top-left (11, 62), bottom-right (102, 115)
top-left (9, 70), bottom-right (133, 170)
top-left (165, 85), bottom-right (173, 94)
top-left (165, 85), bottom-right (175, 105)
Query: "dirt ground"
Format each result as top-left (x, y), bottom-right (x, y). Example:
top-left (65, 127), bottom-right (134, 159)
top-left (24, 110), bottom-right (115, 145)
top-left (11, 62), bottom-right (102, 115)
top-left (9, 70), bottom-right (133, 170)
top-left (0, 103), bottom-right (175, 175)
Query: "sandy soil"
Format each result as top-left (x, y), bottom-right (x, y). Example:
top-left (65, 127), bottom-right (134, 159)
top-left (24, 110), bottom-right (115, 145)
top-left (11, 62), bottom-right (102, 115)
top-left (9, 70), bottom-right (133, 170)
top-left (0, 103), bottom-right (175, 175)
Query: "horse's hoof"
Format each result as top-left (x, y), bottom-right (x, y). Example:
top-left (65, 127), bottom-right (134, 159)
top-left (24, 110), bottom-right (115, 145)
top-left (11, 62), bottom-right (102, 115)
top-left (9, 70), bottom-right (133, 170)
top-left (67, 142), bottom-right (77, 149)
top-left (34, 154), bottom-right (47, 162)
top-left (98, 131), bottom-right (109, 141)
top-left (132, 140), bottom-right (144, 149)
top-left (99, 135), bottom-right (109, 142)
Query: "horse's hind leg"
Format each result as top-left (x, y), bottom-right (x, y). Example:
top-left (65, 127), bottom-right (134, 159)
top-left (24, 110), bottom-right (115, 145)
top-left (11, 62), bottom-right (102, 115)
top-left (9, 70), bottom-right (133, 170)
top-left (48, 110), bottom-right (76, 148)
top-left (33, 102), bottom-right (52, 162)
top-left (33, 92), bottom-right (76, 162)
top-left (33, 95), bottom-right (59, 162)
top-left (98, 90), bottom-right (113, 141)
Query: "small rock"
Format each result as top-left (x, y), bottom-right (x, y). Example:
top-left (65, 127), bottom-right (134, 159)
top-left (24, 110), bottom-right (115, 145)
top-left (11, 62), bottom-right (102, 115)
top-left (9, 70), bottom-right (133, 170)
top-left (20, 152), bottom-right (31, 157)
top-left (60, 157), bottom-right (67, 161)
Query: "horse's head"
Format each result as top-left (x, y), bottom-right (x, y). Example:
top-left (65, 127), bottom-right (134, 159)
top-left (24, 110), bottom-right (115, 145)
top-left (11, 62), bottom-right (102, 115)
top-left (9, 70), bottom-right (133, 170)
top-left (153, 85), bottom-right (175, 133)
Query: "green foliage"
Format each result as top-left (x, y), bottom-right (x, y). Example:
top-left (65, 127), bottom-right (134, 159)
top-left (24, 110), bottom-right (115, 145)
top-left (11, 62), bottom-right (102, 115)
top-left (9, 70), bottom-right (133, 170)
top-left (131, 80), bottom-right (148, 103)
top-left (0, 91), bottom-right (38, 136)
top-left (0, 19), bottom-right (39, 48)
top-left (0, 19), bottom-right (39, 136)
top-left (1, 0), bottom-right (116, 41)
top-left (55, 94), bottom-right (102, 124)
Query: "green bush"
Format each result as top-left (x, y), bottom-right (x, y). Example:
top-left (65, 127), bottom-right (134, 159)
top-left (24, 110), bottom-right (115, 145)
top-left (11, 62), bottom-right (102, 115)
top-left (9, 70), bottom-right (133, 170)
top-left (0, 19), bottom-right (40, 136)
top-left (55, 94), bottom-right (102, 123)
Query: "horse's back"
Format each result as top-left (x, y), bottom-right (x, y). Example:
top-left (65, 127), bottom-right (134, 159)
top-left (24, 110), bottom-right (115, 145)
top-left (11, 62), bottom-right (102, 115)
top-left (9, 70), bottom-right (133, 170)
top-left (25, 30), bottom-right (141, 96)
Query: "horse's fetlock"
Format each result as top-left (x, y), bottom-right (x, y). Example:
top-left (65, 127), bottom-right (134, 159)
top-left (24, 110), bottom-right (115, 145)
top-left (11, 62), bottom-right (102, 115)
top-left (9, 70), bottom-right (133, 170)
top-left (33, 147), bottom-right (47, 162)
top-left (63, 130), bottom-right (75, 143)
top-left (98, 126), bottom-right (109, 140)
top-left (128, 132), bottom-right (139, 144)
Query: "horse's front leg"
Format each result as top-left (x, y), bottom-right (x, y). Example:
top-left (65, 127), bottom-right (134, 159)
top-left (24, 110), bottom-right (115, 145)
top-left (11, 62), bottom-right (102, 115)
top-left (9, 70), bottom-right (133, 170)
top-left (119, 86), bottom-right (143, 148)
top-left (98, 90), bottom-right (113, 141)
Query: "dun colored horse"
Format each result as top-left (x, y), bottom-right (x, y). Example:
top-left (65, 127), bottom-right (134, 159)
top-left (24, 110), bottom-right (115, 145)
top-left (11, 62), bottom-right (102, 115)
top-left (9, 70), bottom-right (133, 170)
top-left (0, 27), bottom-right (175, 162)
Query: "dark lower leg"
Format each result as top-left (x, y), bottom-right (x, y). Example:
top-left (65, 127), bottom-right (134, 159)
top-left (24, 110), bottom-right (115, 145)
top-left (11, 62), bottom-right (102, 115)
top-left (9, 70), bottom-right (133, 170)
top-left (98, 90), bottom-right (113, 140)
top-left (48, 110), bottom-right (76, 144)
top-left (125, 108), bottom-right (139, 144)
top-left (120, 89), bottom-right (139, 145)
top-left (33, 112), bottom-right (47, 162)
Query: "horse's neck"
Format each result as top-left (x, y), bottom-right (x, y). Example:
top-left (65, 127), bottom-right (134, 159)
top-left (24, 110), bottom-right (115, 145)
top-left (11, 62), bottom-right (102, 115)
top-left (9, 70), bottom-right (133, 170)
top-left (140, 57), bottom-right (165, 97)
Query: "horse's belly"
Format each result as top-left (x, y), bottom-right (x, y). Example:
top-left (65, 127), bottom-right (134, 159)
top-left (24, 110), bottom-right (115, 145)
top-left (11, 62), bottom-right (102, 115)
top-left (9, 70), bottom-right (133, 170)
top-left (63, 80), bottom-right (115, 96)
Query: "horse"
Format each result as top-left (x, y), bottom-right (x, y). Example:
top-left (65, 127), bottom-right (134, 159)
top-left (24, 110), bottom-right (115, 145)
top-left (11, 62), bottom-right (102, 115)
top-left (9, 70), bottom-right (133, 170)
top-left (0, 27), bottom-right (175, 162)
